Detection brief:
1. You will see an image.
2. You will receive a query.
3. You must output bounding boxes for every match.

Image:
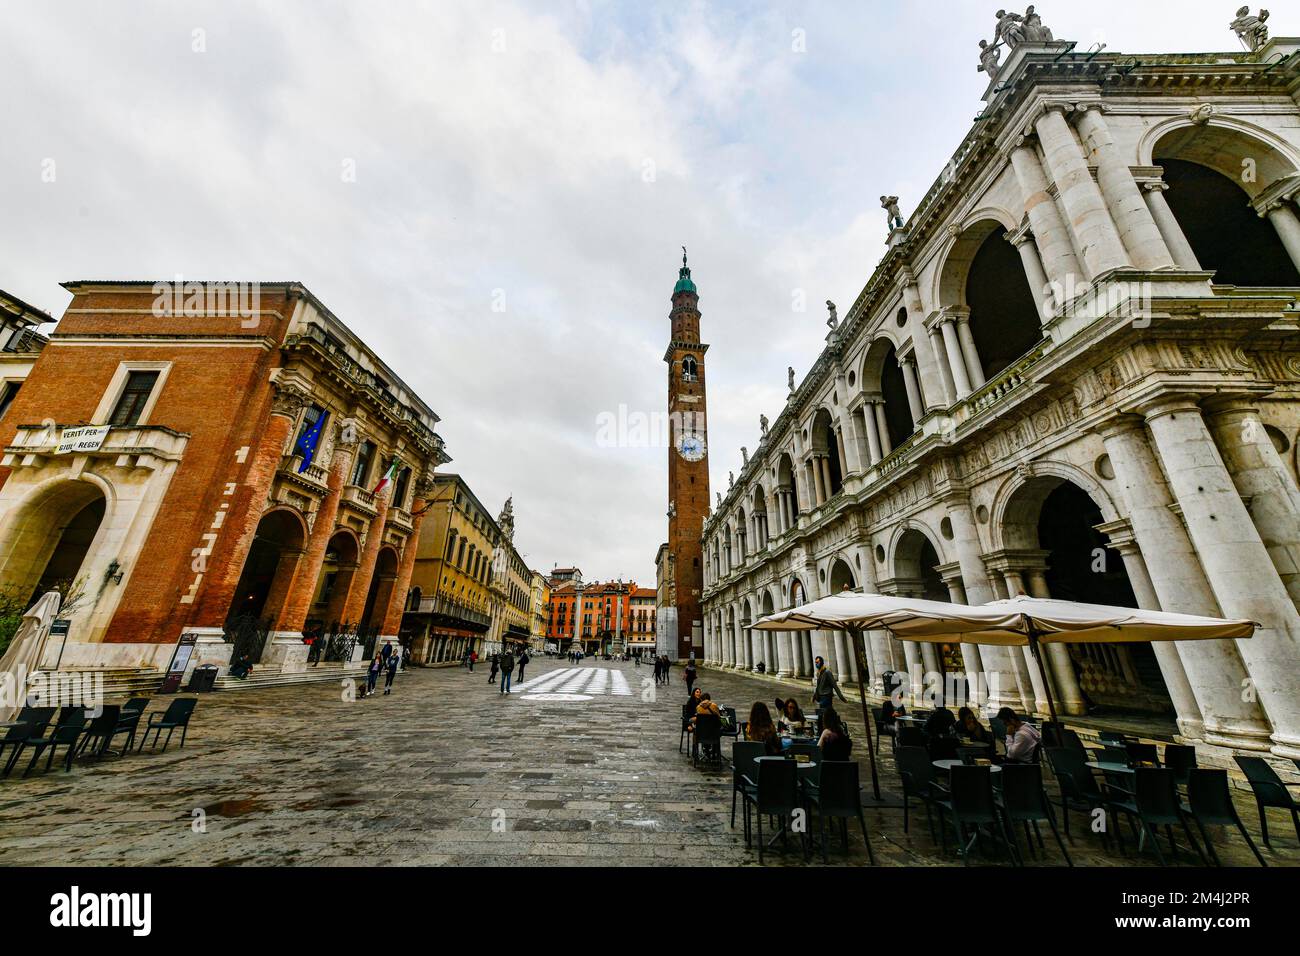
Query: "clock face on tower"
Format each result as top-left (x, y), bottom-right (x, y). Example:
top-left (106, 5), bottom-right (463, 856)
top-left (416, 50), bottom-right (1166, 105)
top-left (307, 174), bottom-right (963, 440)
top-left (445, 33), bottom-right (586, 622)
top-left (677, 433), bottom-right (706, 462)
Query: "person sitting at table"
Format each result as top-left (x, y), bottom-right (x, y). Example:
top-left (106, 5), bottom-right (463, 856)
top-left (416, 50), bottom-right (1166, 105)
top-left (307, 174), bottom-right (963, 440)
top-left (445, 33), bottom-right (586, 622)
top-left (997, 707), bottom-right (1042, 764)
top-left (682, 687), bottom-right (704, 739)
top-left (955, 706), bottom-right (993, 745)
top-left (778, 698), bottom-right (807, 736)
top-left (881, 697), bottom-right (906, 726)
top-left (924, 705), bottom-right (957, 738)
top-left (818, 708), bottom-right (852, 761)
top-left (691, 692), bottom-right (721, 727)
top-left (746, 702), bottom-right (782, 755)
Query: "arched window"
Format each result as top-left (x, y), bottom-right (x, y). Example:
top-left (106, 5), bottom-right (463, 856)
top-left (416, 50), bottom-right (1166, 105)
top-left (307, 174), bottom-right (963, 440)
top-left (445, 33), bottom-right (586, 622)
top-left (682, 356), bottom-right (698, 382)
top-left (445, 530), bottom-right (458, 561)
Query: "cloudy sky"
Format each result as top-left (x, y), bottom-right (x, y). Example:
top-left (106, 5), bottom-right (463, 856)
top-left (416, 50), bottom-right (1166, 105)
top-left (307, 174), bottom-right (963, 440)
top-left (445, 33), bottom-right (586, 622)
top-left (0, 0), bottom-right (1253, 584)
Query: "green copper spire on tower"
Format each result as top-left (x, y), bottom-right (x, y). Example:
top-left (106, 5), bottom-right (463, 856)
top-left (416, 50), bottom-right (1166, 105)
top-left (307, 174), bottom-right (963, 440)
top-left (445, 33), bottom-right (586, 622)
top-left (674, 245), bottom-right (697, 295)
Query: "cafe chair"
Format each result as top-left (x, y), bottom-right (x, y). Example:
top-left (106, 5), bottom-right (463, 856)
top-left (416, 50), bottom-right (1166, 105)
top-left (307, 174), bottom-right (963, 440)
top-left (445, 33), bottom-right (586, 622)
top-left (803, 759), bottom-right (874, 865)
top-left (729, 741), bottom-right (765, 839)
top-left (692, 712), bottom-right (724, 769)
top-left (74, 705), bottom-right (122, 759)
top-left (934, 765), bottom-right (1017, 866)
top-left (1233, 755), bottom-right (1300, 848)
top-left (18, 708), bottom-right (88, 776)
top-left (998, 764), bottom-right (1072, 866)
top-left (1045, 747), bottom-right (1116, 849)
top-left (870, 706), bottom-right (895, 754)
top-left (1109, 768), bottom-right (1206, 866)
top-left (140, 698), bottom-right (198, 753)
top-left (894, 745), bottom-right (942, 844)
top-left (1125, 742), bottom-right (1161, 767)
top-left (742, 757), bottom-right (804, 864)
top-left (1183, 769), bottom-right (1266, 867)
top-left (1163, 744), bottom-right (1197, 788)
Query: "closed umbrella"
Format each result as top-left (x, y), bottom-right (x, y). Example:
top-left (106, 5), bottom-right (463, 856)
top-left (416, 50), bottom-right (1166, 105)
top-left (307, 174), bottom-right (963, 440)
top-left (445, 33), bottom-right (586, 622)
top-left (0, 591), bottom-right (63, 723)
top-left (753, 591), bottom-right (1255, 799)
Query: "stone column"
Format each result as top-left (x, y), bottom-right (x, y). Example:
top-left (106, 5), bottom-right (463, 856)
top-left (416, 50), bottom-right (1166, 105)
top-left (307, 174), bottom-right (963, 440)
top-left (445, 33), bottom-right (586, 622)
top-left (1008, 137), bottom-right (1082, 292)
top-left (953, 311), bottom-right (986, 390)
top-left (809, 459), bottom-right (825, 506)
top-left (1142, 397), bottom-right (1300, 758)
top-left (927, 325), bottom-right (957, 405)
top-left (1008, 229), bottom-right (1054, 322)
top-left (1033, 106), bottom-right (1130, 278)
top-left (1003, 569), bottom-right (1050, 716)
top-left (1106, 530), bottom-right (1205, 739)
top-left (279, 419), bottom-right (357, 633)
top-left (1261, 201), bottom-right (1300, 273)
top-left (1075, 105), bottom-right (1174, 271)
top-left (939, 316), bottom-right (974, 398)
top-left (1098, 415), bottom-right (1272, 751)
top-left (1025, 568), bottom-right (1087, 716)
top-left (820, 455), bottom-right (835, 498)
top-left (192, 383), bottom-right (305, 629)
top-left (342, 485), bottom-right (392, 624)
top-left (900, 355), bottom-right (925, 425)
top-left (776, 631), bottom-right (792, 677)
top-left (1205, 398), bottom-right (1300, 609)
top-left (379, 479), bottom-right (434, 639)
top-left (944, 494), bottom-right (1025, 711)
top-left (902, 276), bottom-right (945, 411)
top-left (1143, 181), bottom-right (1201, 271)
top-left (861, 405), bottom-right (883, 465)
top-left (873, 403), bottom-right (893, 457)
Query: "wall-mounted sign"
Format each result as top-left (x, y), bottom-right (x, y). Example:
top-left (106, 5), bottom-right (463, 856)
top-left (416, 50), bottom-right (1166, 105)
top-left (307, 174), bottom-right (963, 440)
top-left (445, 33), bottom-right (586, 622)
top-left (55, 425), bottom-right (110, 455)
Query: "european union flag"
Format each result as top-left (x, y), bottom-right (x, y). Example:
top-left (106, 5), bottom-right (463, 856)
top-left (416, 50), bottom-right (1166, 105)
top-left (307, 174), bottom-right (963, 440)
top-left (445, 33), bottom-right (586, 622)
top-left (295, 409), bottom-right (327, 473)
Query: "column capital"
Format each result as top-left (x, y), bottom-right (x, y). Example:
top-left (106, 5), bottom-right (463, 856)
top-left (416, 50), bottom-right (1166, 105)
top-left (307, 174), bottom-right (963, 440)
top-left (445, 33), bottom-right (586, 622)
top-left (1250, 173), bottom-right (1300, 218)
top-left (1004, 221), bottom-right (1034, 247)
top-left (940, 305), bottom-right (970, 325)
top-left (269, 382), bottom-right (309, 419)
top-left (1135, 394), bottom-right (1204, 423)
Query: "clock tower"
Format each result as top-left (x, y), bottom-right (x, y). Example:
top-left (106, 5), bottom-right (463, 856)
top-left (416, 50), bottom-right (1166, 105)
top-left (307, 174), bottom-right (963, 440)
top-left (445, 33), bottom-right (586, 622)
top-left (663, 248), bottom-right (709, 660)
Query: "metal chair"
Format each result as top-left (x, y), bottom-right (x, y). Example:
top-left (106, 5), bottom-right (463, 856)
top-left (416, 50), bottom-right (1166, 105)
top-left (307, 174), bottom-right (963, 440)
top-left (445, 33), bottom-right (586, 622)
top-left (729, 741), bottom-right (765, 838)
top-left (1163, 744), bottom-right (1197, 787)
top-left (1110, 768), bottom-right (1206, 865)
top-left (803, 759), bottom-right (874, 865)
top-left (998, 763), bottom-right (1072, 866)
top-left (18, 708), bottom-right (88, 776)
top-left (1044, 747), bottom-right (1113, 850)
top-left (743, 756), bottom-right (804, 864)
top-left (895, 745), bottom-right (942, 843)
top-left (141, 698), bottom-right (198, 752)
top-left (935, 765), bottom-right (1017, 866)
top-left (1125, 741), bottom-right (1161, 767)
top-left (1233, 755), bottom-right (1300, 848)
top-left (1184, 769), bottom-right (1266, 867)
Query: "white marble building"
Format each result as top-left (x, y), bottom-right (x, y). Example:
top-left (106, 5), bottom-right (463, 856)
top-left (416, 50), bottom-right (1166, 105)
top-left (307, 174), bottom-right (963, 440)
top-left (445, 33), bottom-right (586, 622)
top-left (700, 12), bottom-right (1300, 760)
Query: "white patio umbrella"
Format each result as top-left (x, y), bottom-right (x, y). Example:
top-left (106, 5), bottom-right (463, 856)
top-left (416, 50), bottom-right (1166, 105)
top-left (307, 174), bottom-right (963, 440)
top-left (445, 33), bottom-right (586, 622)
top-left (0, 590), bottom-right (63, 723)
top-left (752, 591), bottom-right (1256, 799)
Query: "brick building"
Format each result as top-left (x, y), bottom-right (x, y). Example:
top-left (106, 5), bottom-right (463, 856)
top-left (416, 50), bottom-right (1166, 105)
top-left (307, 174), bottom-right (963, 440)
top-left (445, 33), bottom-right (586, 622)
top-left (662, 252), bottom-right (710, 659)
top-left (0, 280), bottom-right (447, 681)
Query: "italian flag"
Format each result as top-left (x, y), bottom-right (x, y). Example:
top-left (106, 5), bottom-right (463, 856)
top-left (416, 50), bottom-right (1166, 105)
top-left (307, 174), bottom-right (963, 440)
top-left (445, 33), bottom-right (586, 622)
top-left (373, 458), bottom-right (400, 496)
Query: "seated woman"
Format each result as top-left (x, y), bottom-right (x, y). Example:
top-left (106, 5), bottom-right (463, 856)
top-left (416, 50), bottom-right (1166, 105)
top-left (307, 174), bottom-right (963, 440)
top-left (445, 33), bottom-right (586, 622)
top-left (777, 698), bottom-right (807, 737)
top-left (745, 701), bottom-right (782, 756)
top-left (881, 697), bottom-right (906, 725)
top-left (818, 708), bottom-right (852, 761)
top-left (955, 706), bottom-right (993, 745)
top-left (690, 692), bottom-right (721, 728)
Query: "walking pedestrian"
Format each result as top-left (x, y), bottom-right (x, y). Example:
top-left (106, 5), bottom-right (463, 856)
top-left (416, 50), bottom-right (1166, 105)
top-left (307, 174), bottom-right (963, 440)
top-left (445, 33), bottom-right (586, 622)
top-left (812, 656), bottom-right (847, 713)
top-left (684, 659), bottom-right (697, 696)
top-left (366, 652), bottom-right (383, 697)
top-left (488, 653), bottom-right (499, 684)
top-left (499, 648), bottom-right (515, 695)
top-left (468, 649), bottom-right (477, 672)
top-left (517, 648), bottom-right (529, 684)
top-left (383, 650), bottom-right (399, 695)
top-left (381, 640), bottom-right (393, 665)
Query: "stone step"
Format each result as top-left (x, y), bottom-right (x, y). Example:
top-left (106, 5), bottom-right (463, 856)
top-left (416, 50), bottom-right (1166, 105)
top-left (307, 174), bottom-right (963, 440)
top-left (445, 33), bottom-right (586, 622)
top-left (213, 663), bottom-right (368, 691)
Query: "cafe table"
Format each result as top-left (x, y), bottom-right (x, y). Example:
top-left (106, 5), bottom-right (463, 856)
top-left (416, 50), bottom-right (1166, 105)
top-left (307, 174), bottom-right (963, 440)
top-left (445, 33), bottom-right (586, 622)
top-left (932, 758), bottom-right (1001, 773)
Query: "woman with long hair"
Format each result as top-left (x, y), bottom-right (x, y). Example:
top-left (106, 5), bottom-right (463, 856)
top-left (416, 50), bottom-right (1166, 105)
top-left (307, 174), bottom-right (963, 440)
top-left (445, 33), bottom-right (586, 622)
top-left (746, 701), bottom-right (781, 755)
top-left (818, 708), bottom-right (852, 761)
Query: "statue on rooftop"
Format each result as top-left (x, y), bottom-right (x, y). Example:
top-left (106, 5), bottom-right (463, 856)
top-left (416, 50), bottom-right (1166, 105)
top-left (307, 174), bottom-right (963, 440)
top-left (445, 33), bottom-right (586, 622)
top-left (994, 9), bottom-right (1026, 47)
top-left (760, 414), bottom-right (769, 438)
top-left (1022, 6), bottom-right (1053, 42)
top-left (978, 39), bottom-right (1003, 75)
top-left (1230, 7), bottom-right (1270, 52)
top-left (881, 196), bottom-right (904, 230)
top-left (826, 300), bottom-right (839, 331)
top-left (741, 446), bottom-right (749, 466)
top-left (788, 366), bottom-right (796, 392)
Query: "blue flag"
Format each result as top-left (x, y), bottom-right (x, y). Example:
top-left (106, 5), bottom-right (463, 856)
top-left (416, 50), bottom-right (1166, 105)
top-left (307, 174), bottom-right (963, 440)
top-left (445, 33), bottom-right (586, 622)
top-left (294, 409), bottom-right (327, 472)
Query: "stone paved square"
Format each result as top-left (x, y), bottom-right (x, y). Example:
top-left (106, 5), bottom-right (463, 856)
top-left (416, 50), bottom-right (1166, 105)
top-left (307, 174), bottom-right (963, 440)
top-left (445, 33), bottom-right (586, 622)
top-left (1, 659), bottom-right (1295, 868)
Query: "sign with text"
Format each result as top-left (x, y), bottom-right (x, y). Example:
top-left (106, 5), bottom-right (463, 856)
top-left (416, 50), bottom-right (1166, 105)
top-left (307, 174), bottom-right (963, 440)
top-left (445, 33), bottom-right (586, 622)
top-left (159, 633), bottom-right (198, 695)
top-left (55, 425), bottom-right (110, 455)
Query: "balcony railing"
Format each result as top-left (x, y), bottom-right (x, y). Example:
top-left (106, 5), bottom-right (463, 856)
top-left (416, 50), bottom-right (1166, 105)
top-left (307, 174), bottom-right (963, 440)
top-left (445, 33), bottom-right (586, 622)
top-left (3, 423), bottom-right (189, 472)
top-left (413, 594), bottom-right (492, 631)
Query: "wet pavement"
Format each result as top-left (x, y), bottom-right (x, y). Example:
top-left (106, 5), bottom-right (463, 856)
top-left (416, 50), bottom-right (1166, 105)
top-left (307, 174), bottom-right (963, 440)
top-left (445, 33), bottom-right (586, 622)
top-left (0, 658), bottom-right (1295, 867)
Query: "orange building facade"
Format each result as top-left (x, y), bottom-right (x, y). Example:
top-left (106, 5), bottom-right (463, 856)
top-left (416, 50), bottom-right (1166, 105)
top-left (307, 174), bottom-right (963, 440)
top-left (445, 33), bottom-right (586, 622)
top-left (0, 280), bottom-right (447, 680)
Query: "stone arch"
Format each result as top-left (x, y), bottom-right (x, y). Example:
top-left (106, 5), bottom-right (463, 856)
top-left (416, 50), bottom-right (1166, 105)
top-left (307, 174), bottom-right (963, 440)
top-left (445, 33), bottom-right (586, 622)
top-left (0, 476), bottom-right (111, 613)
top-left (735, 505), bottom-right (749, 560)
top-left (226, 506), bottom-right (309, 623)
top-left (862, 337), bottom-right (914, 448)
top-left (788, 574), bottom-right (808, 609)
top-left (995, 469), bottom-right (1173, 715)
top-left (314, 527), bottom-right (362, 625)
top-left (1149, 121), bottom-right (1300, 286)
top-left (932, 208), bottom-right (1022, 310)
top-left (891, 525), bottom-right (948, 601)
top-left (828, 555), bottom-right (856, 593)
top-left (361, 545), bottom-right (401, 632)
top-left (1138, 116), bottom-right (1300, 198)
top-left (989, 460), bottom-right (1120, 553)
top-left (807, 406), bottom-right (843, 496)
top-left (776, 451), bottom-right (801, 514)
